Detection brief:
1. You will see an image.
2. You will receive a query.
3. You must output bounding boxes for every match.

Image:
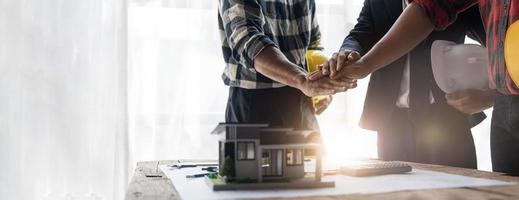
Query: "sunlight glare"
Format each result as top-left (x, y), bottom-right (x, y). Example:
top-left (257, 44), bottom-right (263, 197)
top-left (319, 122), bottom-right (378, 167)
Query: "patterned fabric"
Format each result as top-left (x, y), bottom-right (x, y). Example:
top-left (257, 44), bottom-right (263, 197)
top-left (218, 0), bottom-right (321, 89)
top-left (411, 0), bottom-right (519, 95)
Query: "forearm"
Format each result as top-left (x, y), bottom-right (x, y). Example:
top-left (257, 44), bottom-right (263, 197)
top-left (359, 3), bottom-right (434, 72)
top-left (341, 37), bottom-right (364, 55)
top-left (254, 46), bottom-right (307, 88)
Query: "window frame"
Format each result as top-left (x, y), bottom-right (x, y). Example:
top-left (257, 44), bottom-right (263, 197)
top-left (286, 149), bottom-right (303, 166)
top-left (237, 141), bottom-right (255, 161)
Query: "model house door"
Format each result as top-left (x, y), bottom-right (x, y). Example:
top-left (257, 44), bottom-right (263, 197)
top-left (262, 149), bottom-right (283, 177)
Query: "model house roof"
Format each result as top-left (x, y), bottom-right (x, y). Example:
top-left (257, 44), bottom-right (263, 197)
top-left (210, 123), bottom-right (270, 135)
top-left (210, 123), bottom-right (320, 145)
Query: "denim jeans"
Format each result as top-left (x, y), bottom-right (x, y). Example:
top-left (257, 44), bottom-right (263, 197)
top-left (491, 92), bottom-right (519, 176)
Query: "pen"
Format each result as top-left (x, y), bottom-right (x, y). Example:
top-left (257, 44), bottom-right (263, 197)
top-left (186, 172), bottom-right (214, 178)
top-left (170, 163), bottom-right (218, 169)
top-left (202, 167), bottom-right (218, 172)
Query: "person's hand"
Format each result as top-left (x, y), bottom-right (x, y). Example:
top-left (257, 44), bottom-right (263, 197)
top-left (445, 89), bottom-right (495, 114)
top-left (308, 60), bottom-right (373, 81)
top-left (321, 49), bottom-right (361, 78)
top-left (313, 95), bottom-right (333, 115)
top-left (332, 60), bottom-right (373, 80)
top-left (308, 51), bottom-right (374, 81)
top-left (296, 75), bottom-right (357, 97)
top-left (308, 49), bottom-right (360, 79)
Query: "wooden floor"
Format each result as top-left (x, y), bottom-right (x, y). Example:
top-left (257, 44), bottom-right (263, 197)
top-left (125, 160), bottom-right (519, 200)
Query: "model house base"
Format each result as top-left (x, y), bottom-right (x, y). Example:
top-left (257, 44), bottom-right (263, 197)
top-left (204, 176), bottom-right (335, 191)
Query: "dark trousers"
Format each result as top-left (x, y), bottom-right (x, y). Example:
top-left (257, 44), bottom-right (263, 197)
top-left (491, 92), bottom-right (519, 176)
top-left (378, 104), bottom-right (477, 169)
top-left (225, 86), bottom-right (319, 131)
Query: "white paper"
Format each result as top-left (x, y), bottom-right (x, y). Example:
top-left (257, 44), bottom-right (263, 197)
top-left (159, 165), bottom-right (513, 200)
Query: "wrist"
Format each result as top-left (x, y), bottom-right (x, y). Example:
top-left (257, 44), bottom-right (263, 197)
top-left (293, 74), bottom-right (307, 89)
top-left (358, 58), bottom-right (376, 74)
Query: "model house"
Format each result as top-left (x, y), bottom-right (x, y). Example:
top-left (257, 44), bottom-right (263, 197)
top-left (210, 123), bottom-right (333, 190)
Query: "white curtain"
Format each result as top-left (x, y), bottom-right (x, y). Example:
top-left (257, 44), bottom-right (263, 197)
top-left (0, 0), bottom-right (128, 200)
top-left (127, 0), bottom-right (224, 162)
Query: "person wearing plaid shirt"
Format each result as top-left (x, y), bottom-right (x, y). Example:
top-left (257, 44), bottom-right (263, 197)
top-left (309, 0), bottom-right (519, 175)
top-left (217, 0), bottom-right (356, 131)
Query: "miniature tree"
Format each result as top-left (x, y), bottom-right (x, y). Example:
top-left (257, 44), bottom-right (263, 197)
top-left (220, 156), bottom-right (235, 180)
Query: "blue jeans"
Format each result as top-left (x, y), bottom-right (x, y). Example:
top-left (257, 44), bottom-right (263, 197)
top-left (491, 92), bottom-right (519, 176)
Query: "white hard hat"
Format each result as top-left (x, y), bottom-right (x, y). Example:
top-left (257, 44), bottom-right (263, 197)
top-left (430, 40), bottom-right (490, 93)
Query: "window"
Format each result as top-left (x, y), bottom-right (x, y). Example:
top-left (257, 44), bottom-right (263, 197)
top-left (261, 151), bottom-right (270, 167)
top-left (237, 142), bottom-right (255, 160)
top-left (286, 149), bottom-right (303, 166)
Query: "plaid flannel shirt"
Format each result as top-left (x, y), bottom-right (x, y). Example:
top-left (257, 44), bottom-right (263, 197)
top-left (218, 0), bottom-right (321, 89)
top-left (411, 0), bottom-right (519, 95)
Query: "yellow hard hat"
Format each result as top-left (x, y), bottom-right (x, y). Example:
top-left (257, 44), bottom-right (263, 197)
top-left (505, 21), bottom-right (519, 87)
top-left (305, 48), bottom-right (330, 107)
top-left (306, 48), bottom-right (328, 72)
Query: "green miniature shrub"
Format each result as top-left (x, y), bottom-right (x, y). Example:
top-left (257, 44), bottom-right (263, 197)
top-left (207, 172), bottom-right (218, 179)
top-left (219, 156), bottom-right (235, 179)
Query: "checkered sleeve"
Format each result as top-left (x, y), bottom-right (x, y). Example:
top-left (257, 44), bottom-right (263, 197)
top-left (309, 0), bottom-right (321, 49)
top-left (410, 0), bottom-right (478, 30)
top-left (219, 0), bottom-right (277, 69)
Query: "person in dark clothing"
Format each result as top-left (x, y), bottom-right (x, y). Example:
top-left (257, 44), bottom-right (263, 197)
top-left (325, 0), bottom-right (493, 168)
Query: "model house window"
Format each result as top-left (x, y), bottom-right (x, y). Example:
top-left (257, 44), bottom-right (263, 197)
top-left (286, 149), bottom-right (303, 166)
top-left (261, 151), bottom-right (270, 167)
top-left (237, 142), bottom-right (255, 160)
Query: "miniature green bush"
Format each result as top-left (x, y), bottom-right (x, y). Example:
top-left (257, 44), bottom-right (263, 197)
top-left (219, 156), bottom-right (235, 179)
top-left (207, 172), bottom-right (218, 179)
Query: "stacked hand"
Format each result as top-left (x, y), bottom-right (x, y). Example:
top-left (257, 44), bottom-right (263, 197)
top-left (297, 75), bottom-right (357, 97)
top-left (307, 49), bottom-right (373, 81)
top-left (296, 49), bottom-right (379, 114)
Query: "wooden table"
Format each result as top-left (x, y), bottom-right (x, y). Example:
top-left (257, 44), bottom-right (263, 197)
top-left (126, 160), bottom-right (519, 200)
